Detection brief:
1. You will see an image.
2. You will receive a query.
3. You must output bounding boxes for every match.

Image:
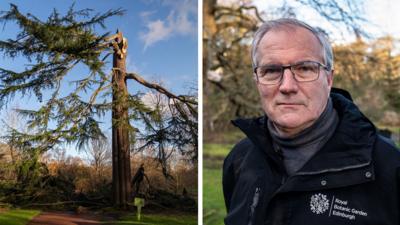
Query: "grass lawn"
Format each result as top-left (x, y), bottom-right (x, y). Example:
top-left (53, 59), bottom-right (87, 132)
top-left (203, 168), bottom-right (225, 225)
top-left (108, 213), bottom-right (197, 225)
top-left (203, 143), bottom-right (231, 225)
top-left (203, 143), bottom-right (232, 158)
top-left (0, 209), bottom-right (40, 225)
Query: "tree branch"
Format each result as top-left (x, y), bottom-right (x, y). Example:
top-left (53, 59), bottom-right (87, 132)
top-left (121, 69), bottom-right (197, 106)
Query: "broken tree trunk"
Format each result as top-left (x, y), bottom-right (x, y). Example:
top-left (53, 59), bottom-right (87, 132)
top-left (111, 30), bottom-right (131, 208)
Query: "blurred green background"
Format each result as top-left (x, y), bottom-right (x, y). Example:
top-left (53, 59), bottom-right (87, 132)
top-left (203, 132), bottom-right (244, 225)
top-left (203, 144), bottom-right (230, 225)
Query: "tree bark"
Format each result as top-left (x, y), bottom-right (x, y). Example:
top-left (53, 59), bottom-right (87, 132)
top-left (111, 30), bottom-right (131, 208)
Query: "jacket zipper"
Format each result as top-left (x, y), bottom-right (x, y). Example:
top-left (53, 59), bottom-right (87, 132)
top-left (295, 161), bottom-right (371, 175)
top-left (248, 187), bottom-right (261, 225)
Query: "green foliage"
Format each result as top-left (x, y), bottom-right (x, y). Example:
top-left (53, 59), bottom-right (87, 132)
top-left (0, 150), bottom-right (63, 206)
top-left (0, 3), bottom-right (197, 210)
top-left (0, 148), bottom-right (53, 205)
top-left (15, 149), bottom-right (45, 188)
top-left (0, 209), bottom-right (40, 225)
top-left (0, 4), bottom-right (122, 100)
top-left (0, 4), bottom-right (198, 180)
top-left (0, 155), bottom-right (112, 208)
top-left (0, 4), bottom-right (124, 152)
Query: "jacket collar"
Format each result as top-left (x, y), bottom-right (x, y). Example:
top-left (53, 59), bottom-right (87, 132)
top-left (232, 89), bottom-right (377, 174)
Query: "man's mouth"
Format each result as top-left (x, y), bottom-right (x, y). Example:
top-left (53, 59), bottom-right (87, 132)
top-left (276, 102), bottom-right (302, 105)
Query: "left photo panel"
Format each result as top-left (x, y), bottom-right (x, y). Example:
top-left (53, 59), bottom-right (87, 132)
top-left (0, 1), bottom-right (198, 224)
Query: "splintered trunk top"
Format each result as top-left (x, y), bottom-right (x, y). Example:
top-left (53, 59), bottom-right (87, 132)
top-left (111, 31), bottom-right (131, 208)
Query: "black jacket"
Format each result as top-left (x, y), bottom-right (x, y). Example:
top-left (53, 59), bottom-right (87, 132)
top-left (223, 91), bottom-right (400, 225)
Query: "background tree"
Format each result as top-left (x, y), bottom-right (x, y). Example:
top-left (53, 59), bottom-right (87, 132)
top-left (136, 89), bottom-right (197, 178)
top-left (0, 4), bottom-right (197, 208)
top-left (203, 0), bottom-right (261, 134)
top-left (86, 138), bottom-right (110, 177)
top-left (334, 36), bottom-right (400, 125)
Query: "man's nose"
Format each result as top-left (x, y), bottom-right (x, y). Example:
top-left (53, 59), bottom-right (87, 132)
top-left (279, 68), bottom-right (299, 94)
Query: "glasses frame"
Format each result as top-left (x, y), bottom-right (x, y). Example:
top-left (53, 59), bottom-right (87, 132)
top-left (253, 60), bottom-right (330, 85)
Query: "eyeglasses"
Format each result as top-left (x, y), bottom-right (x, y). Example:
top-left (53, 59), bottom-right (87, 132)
top-left (253, 61), bottom-right (330, 85)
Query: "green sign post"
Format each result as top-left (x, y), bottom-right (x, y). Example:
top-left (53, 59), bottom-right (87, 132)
top-left (134, 197), bottom-right (145, 220)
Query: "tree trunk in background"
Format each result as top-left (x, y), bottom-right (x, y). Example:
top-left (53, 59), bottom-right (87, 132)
top-left (111, 31), bottom-right (131, 208)
top-left (203, 0), bottom-right (217, 133)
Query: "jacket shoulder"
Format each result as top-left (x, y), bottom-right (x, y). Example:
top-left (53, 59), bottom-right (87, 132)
top-left (224, 138), bottom-right (254, 169)
top-left (224, 138), bottom-right (254, 175)
top-left (222, 138), bottom-right (254, 210)
top-left (373, 135), bottom-right (400, 166)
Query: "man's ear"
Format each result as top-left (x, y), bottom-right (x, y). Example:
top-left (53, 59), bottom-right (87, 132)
top-left (327, 69), bottom-right (334, 88)
top-left (325, 70), bottom-right (334, 95)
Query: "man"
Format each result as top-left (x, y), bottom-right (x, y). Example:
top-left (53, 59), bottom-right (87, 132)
top-left (223, 18), bottom-right (400, 225)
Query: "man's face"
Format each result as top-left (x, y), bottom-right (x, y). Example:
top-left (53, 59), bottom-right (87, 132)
top-left (256, 26), bottom-right (333, 137)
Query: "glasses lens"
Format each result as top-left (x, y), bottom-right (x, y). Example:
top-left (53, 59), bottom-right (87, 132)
top-left (292, 61), bottom-right (319, 81)
top-left (256, 66), bottom-right (282, 84)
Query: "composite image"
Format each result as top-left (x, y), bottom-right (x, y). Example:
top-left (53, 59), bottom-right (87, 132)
top-left (0, 0), bottom-right (400, 224)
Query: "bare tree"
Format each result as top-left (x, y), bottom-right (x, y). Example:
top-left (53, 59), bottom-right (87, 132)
top-left (87, 138), bottom-right (111, 176)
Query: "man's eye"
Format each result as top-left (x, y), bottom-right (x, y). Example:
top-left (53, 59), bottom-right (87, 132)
top-left (263, 67), bottom-right (281, 75)
top-left (297, 65), bottom-right (313, 71)
top-left (295, 62), bottom-right (318, 73)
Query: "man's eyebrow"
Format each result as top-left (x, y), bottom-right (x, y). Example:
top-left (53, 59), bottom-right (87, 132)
top-left (260, 64), bottom-right (282, 68)
top-left (259, 61), bottom-right (282, 66)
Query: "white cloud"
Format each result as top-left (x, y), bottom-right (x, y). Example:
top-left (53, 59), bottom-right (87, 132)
top-left (140, 10), bottom-right (156, 19)
top-left (140, 19), bottom-right (172, 50)
top-left (140, 0), bottom-right (197, 49)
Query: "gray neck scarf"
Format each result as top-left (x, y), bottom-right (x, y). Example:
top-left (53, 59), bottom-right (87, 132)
top-left (267, 98), bottom-right (339, 176)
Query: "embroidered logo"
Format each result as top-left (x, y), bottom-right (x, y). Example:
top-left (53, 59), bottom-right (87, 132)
top-left (310, 193), bottom-right (330, 214)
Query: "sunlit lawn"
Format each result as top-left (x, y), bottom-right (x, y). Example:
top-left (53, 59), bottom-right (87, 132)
top-left (203, 143), bottom-right (231, 225)
top-left (0, 209), bottom-right (40, 225)
top-left (0, 208), bottom-right (196, 225)
top-left (107, 214), bottom-right (197, 225)
top-left (203, 143), bottom-right (233, 158)
top-left (203, 168), bottom-right (225, 225)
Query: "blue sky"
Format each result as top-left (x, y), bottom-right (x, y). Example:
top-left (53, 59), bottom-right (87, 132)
top-left (0, 0), bottom-right (198, 155)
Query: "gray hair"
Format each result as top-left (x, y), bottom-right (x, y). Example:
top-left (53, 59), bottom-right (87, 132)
top-left (251, 18), bottom-right (333, 71)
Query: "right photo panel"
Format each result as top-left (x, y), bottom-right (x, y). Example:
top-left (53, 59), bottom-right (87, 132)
top-left (203, 0), bottom-right (400, 225)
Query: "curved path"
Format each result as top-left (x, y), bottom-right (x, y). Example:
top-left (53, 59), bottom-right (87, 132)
top-left (28, 211), bottom-right (106, 225)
